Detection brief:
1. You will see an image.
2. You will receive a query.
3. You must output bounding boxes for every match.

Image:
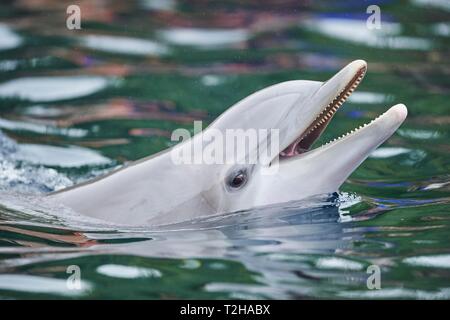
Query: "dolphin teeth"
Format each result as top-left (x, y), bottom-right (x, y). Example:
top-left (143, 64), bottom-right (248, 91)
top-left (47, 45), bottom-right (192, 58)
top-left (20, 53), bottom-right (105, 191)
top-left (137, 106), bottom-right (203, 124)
top-left (290, 66), bottom-right (368, 155)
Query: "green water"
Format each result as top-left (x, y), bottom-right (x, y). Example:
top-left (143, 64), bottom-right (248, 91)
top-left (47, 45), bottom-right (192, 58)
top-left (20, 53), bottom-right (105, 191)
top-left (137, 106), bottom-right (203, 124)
top-left (0, 0), bottom-right (449, 299)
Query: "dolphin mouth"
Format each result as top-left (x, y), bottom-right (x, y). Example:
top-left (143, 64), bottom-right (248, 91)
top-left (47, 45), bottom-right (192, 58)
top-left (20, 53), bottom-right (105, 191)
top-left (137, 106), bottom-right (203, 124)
top-left (280, 65), bottom-right (367, 158)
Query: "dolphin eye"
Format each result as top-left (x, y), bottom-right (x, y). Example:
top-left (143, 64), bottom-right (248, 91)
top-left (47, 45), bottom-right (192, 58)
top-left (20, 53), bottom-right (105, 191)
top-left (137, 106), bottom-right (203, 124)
top-left (228, 170), bottom-right (247, 189)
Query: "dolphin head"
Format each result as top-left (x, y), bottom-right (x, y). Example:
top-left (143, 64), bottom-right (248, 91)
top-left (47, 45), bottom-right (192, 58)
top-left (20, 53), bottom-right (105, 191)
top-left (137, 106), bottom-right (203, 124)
top-left (186, 60), bottom-right (407, 214)
top-left (51, 60), bottom-right (407, 225)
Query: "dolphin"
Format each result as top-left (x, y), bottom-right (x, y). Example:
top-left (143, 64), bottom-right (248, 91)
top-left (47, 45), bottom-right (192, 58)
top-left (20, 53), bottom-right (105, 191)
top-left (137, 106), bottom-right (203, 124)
top-left (49, 60), bottom-right (407, 226)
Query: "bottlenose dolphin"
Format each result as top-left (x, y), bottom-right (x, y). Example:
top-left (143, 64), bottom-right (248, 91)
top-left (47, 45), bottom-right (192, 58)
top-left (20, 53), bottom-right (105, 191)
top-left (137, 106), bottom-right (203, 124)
top-left (50, 60), bottom-right (407, 226)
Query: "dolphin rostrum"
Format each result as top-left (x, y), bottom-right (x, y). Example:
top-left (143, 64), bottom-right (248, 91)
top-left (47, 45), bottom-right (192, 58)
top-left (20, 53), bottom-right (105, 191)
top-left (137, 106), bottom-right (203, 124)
top-left (50, 60), bottom-right (407, 226)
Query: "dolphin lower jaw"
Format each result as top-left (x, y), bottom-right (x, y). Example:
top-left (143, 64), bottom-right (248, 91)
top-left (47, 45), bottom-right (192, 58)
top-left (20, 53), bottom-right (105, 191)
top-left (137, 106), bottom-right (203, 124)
top-left (305, 104), bottom-right (408, 192)
top-left (280, 64), bottom-right (367, 158)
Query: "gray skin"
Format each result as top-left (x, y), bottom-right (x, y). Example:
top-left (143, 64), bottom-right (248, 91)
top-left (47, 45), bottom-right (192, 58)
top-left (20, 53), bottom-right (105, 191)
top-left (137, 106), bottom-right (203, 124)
top-left (49, 60), bottom-right (407, 226)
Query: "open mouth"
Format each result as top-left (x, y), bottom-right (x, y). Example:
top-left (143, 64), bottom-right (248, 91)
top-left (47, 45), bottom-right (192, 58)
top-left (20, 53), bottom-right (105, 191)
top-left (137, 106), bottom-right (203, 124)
top-left (280, 66), bottom-right (367, 158)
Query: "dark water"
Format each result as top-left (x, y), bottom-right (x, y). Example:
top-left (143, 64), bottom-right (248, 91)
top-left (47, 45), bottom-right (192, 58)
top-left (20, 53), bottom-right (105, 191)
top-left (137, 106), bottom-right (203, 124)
top-left (0, 0), bottom-right (449, 299)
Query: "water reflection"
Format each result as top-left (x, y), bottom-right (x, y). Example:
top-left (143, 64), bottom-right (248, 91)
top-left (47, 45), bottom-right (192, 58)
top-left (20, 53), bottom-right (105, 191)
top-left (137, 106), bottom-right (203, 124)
top-left (0, 274), bottom-right (91, 296)
top-left (403, 254), bottom-right (450, 268)
top-left (304, 17), bottom-right (433, 50)
top-left (0, 76), bottom-right (109, 102)
top-left (81, 35), bottom-right (169, 56)
top-left (0, 24), bottom-right (22, 51)
top-left (15, 144), bottom-right (110, 167)
top-left (158, 28), bottom-right (250, 48)
top-left (0, 195), bottom-right (354, 299)
top-left (369, 147), bottom-right (412, 158)
top-left (347, 92), bottom-right (393, 104)
top-left (412, 0), bottom-right (450, 11)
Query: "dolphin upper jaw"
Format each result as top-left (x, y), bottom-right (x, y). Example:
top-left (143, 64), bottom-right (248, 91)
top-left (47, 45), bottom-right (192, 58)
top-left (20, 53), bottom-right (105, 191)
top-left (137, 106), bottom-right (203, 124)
top-left (271, 59), bottom-right (406, 166)
top-left (278, 60), bottom-right (368, 159)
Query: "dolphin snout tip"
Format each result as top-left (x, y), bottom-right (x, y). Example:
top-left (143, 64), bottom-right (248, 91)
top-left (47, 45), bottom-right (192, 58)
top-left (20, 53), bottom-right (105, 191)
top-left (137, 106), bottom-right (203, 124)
top-left (354, 59), bottom-right (367, 67)
top-left (348, 59), bottom-right (367, 70)
top-left (389, 103), bottom-right (408, 123)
